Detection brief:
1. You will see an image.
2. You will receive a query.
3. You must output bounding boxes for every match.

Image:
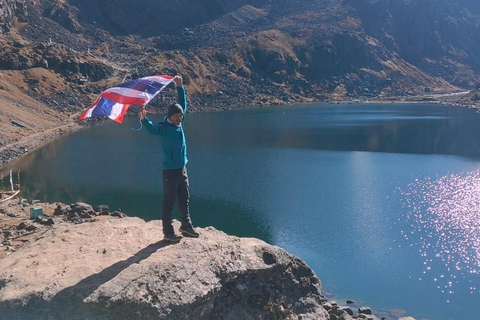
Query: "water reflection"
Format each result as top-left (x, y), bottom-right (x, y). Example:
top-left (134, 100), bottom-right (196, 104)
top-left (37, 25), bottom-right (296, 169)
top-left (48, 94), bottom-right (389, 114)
top-left (190, 103), bottom-right (480, 157)
top-left (400, 169), bottom-right (480, 300)
top-left (1, 137), bottom-right (70, 200)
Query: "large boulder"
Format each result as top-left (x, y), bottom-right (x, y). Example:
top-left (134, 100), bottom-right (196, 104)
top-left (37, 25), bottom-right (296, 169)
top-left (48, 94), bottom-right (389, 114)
top-left (0, 217), bottom-right (329, 319)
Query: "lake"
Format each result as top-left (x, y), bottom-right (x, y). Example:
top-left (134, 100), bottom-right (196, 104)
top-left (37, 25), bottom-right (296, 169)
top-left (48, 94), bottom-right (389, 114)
top-left (3, 102), bottom-right (480, 320)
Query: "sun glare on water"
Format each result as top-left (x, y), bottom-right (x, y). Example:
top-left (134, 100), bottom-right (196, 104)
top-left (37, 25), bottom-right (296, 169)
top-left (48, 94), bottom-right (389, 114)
top-left (400, 170), bottom-right (480, 299)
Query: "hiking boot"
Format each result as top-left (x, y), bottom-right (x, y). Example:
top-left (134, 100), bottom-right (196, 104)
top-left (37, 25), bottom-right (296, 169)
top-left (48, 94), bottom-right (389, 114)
top-left (179, 226), bottom-right (200, 238)
top-left (164, 233), bottom-right (183, 242)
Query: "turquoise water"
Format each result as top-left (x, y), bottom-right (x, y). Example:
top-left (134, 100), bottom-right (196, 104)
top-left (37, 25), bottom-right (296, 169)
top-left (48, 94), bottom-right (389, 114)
top-left (3, 103), bottom-right (480, 319)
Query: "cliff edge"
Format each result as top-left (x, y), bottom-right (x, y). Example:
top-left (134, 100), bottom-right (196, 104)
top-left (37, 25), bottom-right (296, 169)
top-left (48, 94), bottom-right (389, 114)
top-left (0, 214), bottom-right (331, 319)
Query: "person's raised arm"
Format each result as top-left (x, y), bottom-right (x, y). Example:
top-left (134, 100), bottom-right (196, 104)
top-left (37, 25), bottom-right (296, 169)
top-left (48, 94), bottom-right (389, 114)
top-left (174, 75), bottom-right (187, 124)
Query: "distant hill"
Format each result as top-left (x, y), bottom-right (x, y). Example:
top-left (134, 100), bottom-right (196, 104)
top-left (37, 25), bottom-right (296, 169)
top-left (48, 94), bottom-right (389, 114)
top-left (1, 0), bottom-right (480, 148)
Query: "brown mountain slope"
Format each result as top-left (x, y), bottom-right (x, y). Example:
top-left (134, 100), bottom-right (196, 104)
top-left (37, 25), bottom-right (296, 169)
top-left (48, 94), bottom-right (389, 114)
top-left (1, 0), bottom-right (480, 166)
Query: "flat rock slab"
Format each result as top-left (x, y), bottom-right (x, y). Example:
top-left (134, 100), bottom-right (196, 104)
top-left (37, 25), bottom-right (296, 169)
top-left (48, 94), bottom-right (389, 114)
top-left (0, 217), bottom-right (328, 319)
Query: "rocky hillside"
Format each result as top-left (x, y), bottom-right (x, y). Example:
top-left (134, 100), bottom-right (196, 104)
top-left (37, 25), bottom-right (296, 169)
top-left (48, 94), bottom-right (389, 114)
top-left (1, 0), bottom-right (480, 164)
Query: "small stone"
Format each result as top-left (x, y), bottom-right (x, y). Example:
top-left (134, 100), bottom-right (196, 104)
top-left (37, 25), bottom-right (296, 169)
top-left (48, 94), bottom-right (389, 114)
top-left (341, 306), bottom-right (354, 316)
top-left (25, 224), bottom-right (37, 232)
top-left (17, 222), bottom-right (28, 230)
top-left (359, 307), bottom-right (372, 315)
top-left (70, 202), bottom-right (94, 213)
top-left (13, 40), bottom-right (26, 48)
top-left (95, 204), bottom-right (110, 214)
top-left (323, 302), bottom-right (335, 311)
top-left (111, 211), bottom-right (127, 218)
top-left (54, 205), bottom-right (68, 216)
top-left (338, 312), bottom-right (354, 320)
top-left (43, 218), bottom-right (55, 226)
top-left (330, 306), bottom-right (344, 317)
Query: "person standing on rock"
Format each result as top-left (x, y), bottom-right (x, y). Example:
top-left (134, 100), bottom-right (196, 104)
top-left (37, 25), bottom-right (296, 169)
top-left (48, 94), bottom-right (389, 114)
top-left (138, 75), bottom-right (199, 242)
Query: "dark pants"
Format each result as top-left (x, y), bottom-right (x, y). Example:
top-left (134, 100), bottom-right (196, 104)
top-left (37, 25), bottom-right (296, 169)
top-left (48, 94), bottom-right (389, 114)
top-left (162, 167), bottom-right (192, 236)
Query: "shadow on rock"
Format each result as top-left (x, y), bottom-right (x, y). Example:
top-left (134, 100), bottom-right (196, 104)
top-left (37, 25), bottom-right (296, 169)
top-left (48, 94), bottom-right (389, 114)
top-left (1, 240), bottom-right (174, 320)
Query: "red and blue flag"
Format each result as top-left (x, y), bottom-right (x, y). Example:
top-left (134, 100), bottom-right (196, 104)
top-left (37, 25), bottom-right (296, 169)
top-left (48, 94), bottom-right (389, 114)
top-left (78, 75), bottom-right (174, 123)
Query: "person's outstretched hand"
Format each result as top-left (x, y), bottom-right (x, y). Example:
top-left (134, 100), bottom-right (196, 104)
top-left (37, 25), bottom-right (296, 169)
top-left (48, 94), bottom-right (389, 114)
top-left (173, 75), bottom-right (183, 87)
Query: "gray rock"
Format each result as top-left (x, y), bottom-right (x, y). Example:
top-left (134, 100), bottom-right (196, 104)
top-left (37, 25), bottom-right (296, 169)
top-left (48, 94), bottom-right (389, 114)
top-left (13, 40), bottom-right (26, 48)
top-left (329, 306), bottom-right (353, 317)
top-left (53, 203), bottom-right (69, 216)
top-left (2, 230), bottom-right (12, 238)
top-left (341, 306), bottom-right (354, 316)
top-left (34, 216), bottom-right (54, 226)
top-left (323, 301), bottom-right (335, 311)
top-left (359, 306), bottom-right (373, 314)
top-left (70, 202), bottom-right (94, 213)
top-left (357, 314), bottom-right (379, 320)
top-left (111, 210), bottom-right (127, 218)
top-left (0, 218), bottom-right (329, 320)
top-left (25, 224), bottom-right (37, 232)
top-left (338, 313), bottom-right (354, 320)
top-left (16, 222), bottom-right (28, 230)
top-left (94, 204), bottom-right (110, 215)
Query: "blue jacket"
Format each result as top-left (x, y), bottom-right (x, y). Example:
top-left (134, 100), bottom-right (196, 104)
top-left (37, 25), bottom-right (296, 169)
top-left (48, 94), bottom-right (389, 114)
top-left (142, 86), bottom-right (188, 170)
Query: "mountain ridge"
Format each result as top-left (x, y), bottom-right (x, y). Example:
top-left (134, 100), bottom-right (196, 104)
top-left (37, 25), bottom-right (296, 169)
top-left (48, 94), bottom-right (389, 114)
top-left (1, 0), bottom-right (480, 166)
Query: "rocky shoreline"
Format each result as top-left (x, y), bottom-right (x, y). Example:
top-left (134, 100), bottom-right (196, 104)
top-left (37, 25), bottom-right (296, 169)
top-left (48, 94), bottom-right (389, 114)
top-left (0, 198), bottom-right (385, 320)
top-left (0, 198), bottom-right (421, 320)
